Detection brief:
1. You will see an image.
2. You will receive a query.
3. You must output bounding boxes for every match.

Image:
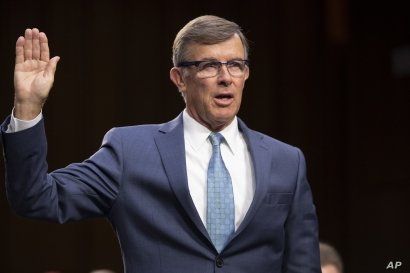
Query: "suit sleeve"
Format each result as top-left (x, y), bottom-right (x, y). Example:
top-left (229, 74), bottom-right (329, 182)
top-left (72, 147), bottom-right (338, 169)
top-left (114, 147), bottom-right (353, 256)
top-left (1, 116), bottom-right (123, 223)
top-left (282, 148), bottom-right (321, 273)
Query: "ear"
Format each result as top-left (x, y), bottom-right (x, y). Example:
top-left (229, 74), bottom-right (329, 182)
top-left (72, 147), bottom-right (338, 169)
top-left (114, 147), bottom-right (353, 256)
top-left (170, 67), bottom-right (187, 93)
top-left (244, 67), bottom-right (250, 80)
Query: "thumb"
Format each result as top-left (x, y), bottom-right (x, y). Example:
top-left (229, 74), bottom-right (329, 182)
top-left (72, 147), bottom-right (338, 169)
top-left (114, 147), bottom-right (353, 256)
top-left (44, 56), bottom-right (60, 78)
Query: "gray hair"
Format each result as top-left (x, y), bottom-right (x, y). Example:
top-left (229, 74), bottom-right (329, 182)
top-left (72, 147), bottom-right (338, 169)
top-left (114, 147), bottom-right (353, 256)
top-left (320, 242), bottom-right (344, 273)
top-left (172, 15), bottom-right (249, 66)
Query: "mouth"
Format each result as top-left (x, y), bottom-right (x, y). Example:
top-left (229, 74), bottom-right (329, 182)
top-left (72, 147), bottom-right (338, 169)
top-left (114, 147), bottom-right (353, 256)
top-left (214, 93), bottom-right (234, 106)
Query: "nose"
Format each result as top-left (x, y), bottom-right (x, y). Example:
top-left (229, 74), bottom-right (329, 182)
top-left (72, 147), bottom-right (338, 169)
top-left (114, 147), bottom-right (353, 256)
top-left (217, 64), bottom-right (233, 86)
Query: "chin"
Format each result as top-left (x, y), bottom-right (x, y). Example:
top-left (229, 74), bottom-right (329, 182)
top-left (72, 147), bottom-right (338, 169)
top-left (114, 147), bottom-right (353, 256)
top-left (211, 112), bottom-right (236, 125)
top-left (213, 105), bottom-right (238, 116)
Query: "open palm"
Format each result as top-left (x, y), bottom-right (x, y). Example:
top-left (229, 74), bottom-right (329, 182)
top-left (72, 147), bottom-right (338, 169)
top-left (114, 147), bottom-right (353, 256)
top-left (14, 28), bottom-right (59, 118)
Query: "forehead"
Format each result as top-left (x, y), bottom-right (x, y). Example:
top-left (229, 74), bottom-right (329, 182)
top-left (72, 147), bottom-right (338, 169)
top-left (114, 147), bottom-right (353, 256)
top-left (185, 34), bottom-right (245, 61)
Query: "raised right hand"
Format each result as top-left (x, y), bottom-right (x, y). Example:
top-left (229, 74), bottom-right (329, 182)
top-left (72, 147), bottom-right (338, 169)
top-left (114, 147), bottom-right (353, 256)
top-left (14, 28), bottom-right (60, 120)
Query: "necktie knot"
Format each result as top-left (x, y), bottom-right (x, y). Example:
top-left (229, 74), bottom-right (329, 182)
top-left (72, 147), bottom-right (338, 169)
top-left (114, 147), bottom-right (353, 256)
top-left (209, 132), bottom-right (224, 147)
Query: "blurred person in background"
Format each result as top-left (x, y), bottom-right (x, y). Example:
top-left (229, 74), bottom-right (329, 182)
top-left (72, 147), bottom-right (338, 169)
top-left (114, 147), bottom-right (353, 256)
top-left (90, 269), bottom-right (116, 273)
top-left (320, 242), bottom-right (344, 273)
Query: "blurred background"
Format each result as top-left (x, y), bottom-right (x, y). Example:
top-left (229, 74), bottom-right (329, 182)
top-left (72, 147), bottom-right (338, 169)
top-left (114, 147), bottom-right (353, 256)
top-left (0, 0), bottom-right (409, 272)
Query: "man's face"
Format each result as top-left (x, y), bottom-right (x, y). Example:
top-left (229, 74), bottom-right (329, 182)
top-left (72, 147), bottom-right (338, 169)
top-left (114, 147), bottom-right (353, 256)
top-left (170, 34), bottom-right (249, 131)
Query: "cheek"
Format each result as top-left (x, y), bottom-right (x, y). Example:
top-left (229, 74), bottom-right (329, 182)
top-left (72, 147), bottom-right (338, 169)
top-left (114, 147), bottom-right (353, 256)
top-left (186, 85), bottom-right (209, 109)
top-left (190, 83), bottom-right (213, 104)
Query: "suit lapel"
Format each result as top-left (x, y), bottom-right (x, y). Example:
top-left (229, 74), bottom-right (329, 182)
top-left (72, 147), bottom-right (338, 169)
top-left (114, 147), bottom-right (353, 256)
top-left (153, 114), bottom-right (212, 243)
top-left (154, 115), bottom-right (271, 252)
top-left (228, 118), bottom-right (270, 241)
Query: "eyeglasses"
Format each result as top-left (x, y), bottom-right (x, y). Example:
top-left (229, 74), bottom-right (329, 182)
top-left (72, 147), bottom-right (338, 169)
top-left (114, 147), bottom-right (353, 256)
top-left (177, 59), bottom-right (249, 78)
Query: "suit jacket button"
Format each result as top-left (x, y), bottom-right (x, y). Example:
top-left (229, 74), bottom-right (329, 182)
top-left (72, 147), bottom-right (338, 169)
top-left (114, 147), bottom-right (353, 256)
top-left (216, 256), bottom-right (224, 268)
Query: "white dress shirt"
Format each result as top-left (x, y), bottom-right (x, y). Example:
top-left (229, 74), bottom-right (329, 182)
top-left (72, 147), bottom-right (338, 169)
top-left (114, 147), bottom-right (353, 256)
top-left (7, 109), bottom-right (256, 231)
top-left (183, 110), bottom-right (255, 231)
top-left (6, 109), bottom-right (43, 133)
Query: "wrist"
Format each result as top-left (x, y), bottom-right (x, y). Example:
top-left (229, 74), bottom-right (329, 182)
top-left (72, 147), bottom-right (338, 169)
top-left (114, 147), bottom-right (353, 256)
top-left (13, 101), bottom-right (43, 120)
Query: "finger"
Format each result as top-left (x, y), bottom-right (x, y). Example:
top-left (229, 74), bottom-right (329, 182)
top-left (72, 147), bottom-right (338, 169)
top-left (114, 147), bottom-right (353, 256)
top-left (39, 32), bottom-right (50, 62)
top-left (15, 36), bottom-right (25, 64)
top-left (44, 56), bottom-right (60, 78)
top-left (32, 28), bottom-right (40, 60)
top-left (24, 28), bottom-right (33, 60)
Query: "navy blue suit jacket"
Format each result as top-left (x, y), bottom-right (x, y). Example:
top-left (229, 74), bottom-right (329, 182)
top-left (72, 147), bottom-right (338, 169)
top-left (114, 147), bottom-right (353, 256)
top-left (1, 113), bottom-right (320, 273)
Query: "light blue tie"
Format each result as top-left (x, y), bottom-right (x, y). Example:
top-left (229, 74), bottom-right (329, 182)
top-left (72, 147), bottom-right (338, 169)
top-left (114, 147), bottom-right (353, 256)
top-left (207, 132), bottom-right (235, 253)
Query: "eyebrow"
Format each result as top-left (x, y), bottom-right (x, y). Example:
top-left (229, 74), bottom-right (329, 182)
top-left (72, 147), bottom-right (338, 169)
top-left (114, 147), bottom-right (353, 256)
top-left (198, 57), bottom-right (245, 62)
top-left (198, 57), bottom-right (218, 61)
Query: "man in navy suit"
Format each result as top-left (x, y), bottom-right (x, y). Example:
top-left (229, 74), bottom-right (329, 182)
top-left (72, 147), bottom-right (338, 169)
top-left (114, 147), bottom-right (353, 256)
top-left (1, 15), bottom-right (321, 272)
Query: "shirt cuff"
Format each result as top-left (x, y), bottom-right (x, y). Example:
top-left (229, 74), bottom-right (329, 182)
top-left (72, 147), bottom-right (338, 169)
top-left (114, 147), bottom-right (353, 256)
top-left (6, 108), bottom-right (43, 133)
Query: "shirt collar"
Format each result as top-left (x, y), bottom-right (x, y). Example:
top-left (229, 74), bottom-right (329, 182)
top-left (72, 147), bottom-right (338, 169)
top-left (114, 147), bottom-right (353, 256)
top-left (182, 109), bottom-right (239, 155)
